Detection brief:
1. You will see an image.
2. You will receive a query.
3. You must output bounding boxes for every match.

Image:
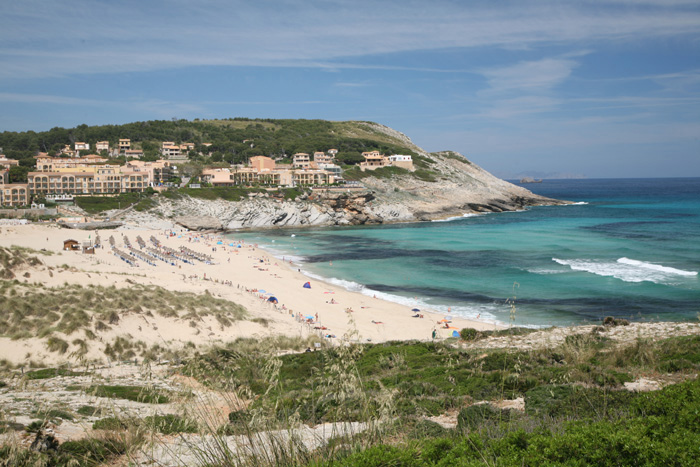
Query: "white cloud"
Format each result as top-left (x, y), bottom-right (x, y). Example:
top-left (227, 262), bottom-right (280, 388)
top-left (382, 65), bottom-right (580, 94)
top-left (0, 92), bottom-right (206, 116)
top-left (1, 1), bottom-right (699, 79)
top-left (480, 59), bottom-right (578, 94)
top-left (478, 96), bottom-right (562, 119)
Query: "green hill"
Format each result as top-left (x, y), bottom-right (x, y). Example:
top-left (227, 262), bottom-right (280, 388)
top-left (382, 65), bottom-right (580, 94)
top-left (0, 118), bottom-right (422, 167)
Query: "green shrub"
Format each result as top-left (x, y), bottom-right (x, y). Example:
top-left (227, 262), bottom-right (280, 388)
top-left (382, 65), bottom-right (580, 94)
top-left (59, 437), bottom-right (128, 465)
top-left (457, 404), bottom-right (507, 431)
top-left (34, 408), bottom-right (74, 422)
top-left (525, 384), bottom-right (634, 419)
top-left (460, 328), bottom-right (482, 341)
top-left (89, 385), bottom-right (169, 404)
top-left (25, 368), bottom-right (85, 380)
top-left (408, 419), bottom-right (452, 439)
top-left (92, 417), bottom-right (127, 430)
top-left (25, 420), bottom-right (47, 433)
top-left (143, 414), bottom-right (197, 434)
top-left (412, 169), bottom-right (437, 182)
top-left (77, 405), bottom-right (100, 417)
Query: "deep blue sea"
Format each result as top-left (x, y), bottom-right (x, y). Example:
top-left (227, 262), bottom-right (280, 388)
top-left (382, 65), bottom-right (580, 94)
top-left (234, 178), bottom-right (700, 327)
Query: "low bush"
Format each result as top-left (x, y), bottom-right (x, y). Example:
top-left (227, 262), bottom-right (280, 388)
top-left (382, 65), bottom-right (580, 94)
top-left (34, 408), bottom-right (74, 422)
top-left (143, 414), bottom-right (197, 434)
top-left (89, 385), bottom-right (169, 404)
top-left (459, 328), bottom-right (482, 341)
top-left (457, 404), bottom-right (509, 431)
top-left (25, 368), bottom-right (86, 380)
top-left (77, 405), bottom-right (100, 417)
top-left (92, 417), bottom-right (127, 430)
top-left (408, 419), bottom-right (452, 439)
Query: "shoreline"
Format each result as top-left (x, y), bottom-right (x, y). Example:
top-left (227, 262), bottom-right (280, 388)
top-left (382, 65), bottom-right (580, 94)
top-left (0, 222), bottom-right (501, 366)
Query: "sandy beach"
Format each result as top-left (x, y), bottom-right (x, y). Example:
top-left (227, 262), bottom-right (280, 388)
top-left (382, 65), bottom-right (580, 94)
top-left (0, 222), bottom-right (498, 365)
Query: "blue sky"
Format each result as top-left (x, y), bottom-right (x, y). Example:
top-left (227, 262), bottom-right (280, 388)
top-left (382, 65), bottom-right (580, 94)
top-left (1, 0), bottom-right (699, 178)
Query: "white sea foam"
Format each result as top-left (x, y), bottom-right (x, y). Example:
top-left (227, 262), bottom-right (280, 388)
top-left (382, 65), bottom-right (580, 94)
top-left (571, 202), bottom-right (589, 205)
top-left (553, 257), bottom-right (697, 284)
top-left (300, 271), bottom-right (514, 326)
top-left (263, 246), bottom-right (307, 264)
top-left (432, 213), bottom-right (484, 222)
top-left (617, 257), bottom-right (697, 277)
top-left (302, 271), bottom-right (366, 292)
top-left (527, 268), bottom-right (565, 275)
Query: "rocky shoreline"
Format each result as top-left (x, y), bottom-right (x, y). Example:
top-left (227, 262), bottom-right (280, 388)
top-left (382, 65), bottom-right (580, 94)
top-left (117, 151), bottom-right (566, 232)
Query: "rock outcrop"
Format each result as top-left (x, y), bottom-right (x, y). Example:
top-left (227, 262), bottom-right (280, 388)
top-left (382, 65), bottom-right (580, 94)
top-left (120, 142), bottom-right (565, 230)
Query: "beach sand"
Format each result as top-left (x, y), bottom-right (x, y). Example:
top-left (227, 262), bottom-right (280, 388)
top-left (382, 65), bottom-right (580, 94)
top-left (0, 223), bottom-right (498, 365)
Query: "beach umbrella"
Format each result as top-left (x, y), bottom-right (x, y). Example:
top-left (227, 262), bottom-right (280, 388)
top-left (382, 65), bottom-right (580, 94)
top-left (259, 289), bottom-right (266, 294)
top-left (446, 316), bottom-right (453, 320)
top-left (268, 296), bottom-right (278, 303)
top-left (217, 241), bottom-right (223, 245)
top-left (412, 308), bottom-right (420, 312)
top-left (305, 315), bottom-right (314, 320)
top-left (229, 243), bottom-right (235, 247)
top-left (439, 318), bottom-right (451, 323)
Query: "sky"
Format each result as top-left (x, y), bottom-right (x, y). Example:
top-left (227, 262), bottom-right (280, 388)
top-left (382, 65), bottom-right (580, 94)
top-left (1, 0), bottom-right (699, 178)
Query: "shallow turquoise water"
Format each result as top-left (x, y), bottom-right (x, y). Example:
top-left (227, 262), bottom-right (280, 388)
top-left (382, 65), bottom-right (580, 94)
top-left (234, 178), bottom-right (700, 327)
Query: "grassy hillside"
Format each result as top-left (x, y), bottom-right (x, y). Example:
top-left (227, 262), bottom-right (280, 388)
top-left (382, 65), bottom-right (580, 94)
top-left (3, 330), bottom-right (699, 466)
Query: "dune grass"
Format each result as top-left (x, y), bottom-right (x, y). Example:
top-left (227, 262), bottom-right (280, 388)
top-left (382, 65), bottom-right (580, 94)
top-left (0, 281), bottom-right (248, 359)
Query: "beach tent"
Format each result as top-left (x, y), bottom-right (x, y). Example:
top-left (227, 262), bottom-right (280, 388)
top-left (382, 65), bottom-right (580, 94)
top-left (303, 282), bottom-right (311, 289)
top-left (268, 296), bottom-right (278, 303)
top-left (452, 330), bottom-right (460, 338)
top-left (217, 241), bottom-right (223, 245)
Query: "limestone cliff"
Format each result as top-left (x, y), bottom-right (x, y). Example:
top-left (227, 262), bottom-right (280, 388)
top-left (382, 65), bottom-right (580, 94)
top-left (120, 125), bottom-right (564, 230)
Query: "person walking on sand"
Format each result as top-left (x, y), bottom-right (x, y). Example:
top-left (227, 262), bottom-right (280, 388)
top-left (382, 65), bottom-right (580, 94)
top-left (432, 329), bottom-right (437, 340)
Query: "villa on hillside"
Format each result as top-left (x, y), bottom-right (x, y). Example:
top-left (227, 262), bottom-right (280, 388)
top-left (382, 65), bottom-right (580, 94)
top-left (202, 151), bottom-right (339, 188)
top-left (359, 152), bottom-right (414, 171)
top-left (0, 155), bottom-right (19, 169)
top-left (35, 153), bottom-right (108, 171)
top-left (292, 153), bottom-right (311, 169)
top-left (119, 139), bottom-right (131, 154)
top-left (161, 142), bottom-right (194, 161)
top-left (124, 149), bottom-right (144, 159)
top-left (126, 160), bottom-right (174, 186)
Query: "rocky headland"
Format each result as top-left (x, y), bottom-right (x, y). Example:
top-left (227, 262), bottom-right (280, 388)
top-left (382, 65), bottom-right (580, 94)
top-left (119, 124), bottom-right (564, 231)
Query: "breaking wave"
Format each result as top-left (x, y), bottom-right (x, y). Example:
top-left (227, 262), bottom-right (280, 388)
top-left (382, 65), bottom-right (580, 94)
top-left (553, 257), bottom-right (697, 284)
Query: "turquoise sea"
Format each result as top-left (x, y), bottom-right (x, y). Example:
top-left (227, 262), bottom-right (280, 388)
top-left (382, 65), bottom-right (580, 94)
top-left (234, 178), bottom-right (700, 327)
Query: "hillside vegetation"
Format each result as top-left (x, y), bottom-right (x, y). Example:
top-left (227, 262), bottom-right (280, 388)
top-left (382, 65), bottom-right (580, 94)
top-left (0, 118), bottom-right (422, 168)
top-left (3, 331), bottom-right (700, 466)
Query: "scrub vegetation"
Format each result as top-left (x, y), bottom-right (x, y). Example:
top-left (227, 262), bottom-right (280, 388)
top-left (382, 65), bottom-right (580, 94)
top-left (1, 331), bottom-right (700, 465)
